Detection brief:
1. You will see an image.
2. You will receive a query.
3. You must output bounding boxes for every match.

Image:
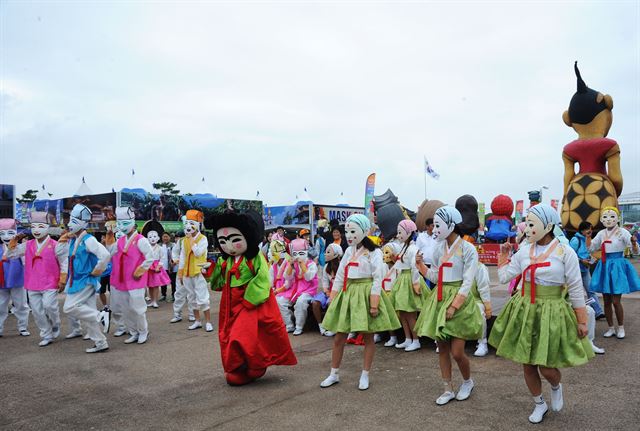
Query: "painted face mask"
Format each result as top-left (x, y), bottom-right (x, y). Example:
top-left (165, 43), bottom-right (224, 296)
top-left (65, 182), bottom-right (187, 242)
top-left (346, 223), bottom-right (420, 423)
top-left (68, 204), bottom-right (92, 235)
top-left (184, 220), bottom-right (200, 236)
top-left (324, 243), bottom-right (343, 262)
top-left (290, 239), bottom-right (309, 262)
top-left (432, 207), bottom-right (462, 242)
top-left (217, 227), bottom-right (247, 256)
top-left (382, 244), bottom-right (395, 263)
top-left (68, 217), bottom-right (88, 235)
top-left (117, 219), bottom-right (136, 235)
top-left (0, 229), bottom-right (17, 244)
top-left (147, 231), bottom-right (160, 245)
top-left (396, 219), bottom-right (417, 243)
top-left (30, 223), bottom-right (49, 240)
top-left (600, 208), bottom-right (619, 229)
top-left (525, 204), bottom-right (560, 244)
top-left (268, 240), bottom-right (286, 262)
top-left (344, 221), bottom-right (366, 246)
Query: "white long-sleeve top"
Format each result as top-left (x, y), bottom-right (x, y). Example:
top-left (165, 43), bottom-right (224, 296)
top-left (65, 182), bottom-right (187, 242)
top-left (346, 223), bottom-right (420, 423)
top-left (394, 242), bottom-right (421, 284)
top-left (283, 258), bottom-right (318, 286)
top-left (7, 236), bottom-right (69, 273)
top-left (416, 231), bottom-right (437, 265)
top-left (171, 239), bottom-right (182, 270)
top-left (178, 234), bottom-right (208, 270)
top-left (426, 237), bottom-right (478, 297)
top-left (159, 243), bottom-right (170, 268)
top-left (150, 244), bottom-right (168, 268)
top-left (108, 233), bottom-right (155, 269)
top-left (498, 241), bottom-right (585, 308)
top-left (589, 227), bottom-right (633, 254)
top-left (475, 263), bottom-right (491, 303)
top-left (331, 246), bottom-right (385, 296)
top-left (322, 266), bottom-right (339, 291)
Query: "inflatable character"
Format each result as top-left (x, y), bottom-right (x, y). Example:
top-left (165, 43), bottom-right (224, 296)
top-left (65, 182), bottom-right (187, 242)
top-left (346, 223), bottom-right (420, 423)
top-left (561, 62), bottom-right (621, 233)
top-left (485, 195), bottom-right (516, 243)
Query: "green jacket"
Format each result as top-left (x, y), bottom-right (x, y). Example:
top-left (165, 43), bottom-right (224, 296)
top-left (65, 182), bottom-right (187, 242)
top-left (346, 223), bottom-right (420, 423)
top-left (210, 253), bottom-right (271, 306)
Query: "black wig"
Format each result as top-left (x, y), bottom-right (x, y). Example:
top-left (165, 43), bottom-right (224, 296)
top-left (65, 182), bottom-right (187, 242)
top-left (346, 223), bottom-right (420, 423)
top-left (209, 209), bottom-right (264, 260)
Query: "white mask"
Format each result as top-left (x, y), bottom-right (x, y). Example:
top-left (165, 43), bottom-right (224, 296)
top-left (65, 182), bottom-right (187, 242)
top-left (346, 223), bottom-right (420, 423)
top-left (217, 227), bottom-right (247, 256)
top-left (185, 220), bottom-right (200, 236)
top-left (0, 229), bottom-right (17, 244)
top-left (147, 231), bottom-right (160, 245)
top-left (432, 214), bottom-right (455, 242)
top-left (292, 250), bottom-right (308, 262)
top-left (31, 223), bottom-right (49, 240)
top-left (344, 221), bottom-right (366, 246)
top-left (524, 212), bottom-right (553, 244)
top-left (117, 219), bottom-right (136, 235)
top-left (396, 225), bottom-right (411, 243)
top-left (600, 209), bottom-right (619, 229)
top-left (68, 217), bottom-right (87, 235)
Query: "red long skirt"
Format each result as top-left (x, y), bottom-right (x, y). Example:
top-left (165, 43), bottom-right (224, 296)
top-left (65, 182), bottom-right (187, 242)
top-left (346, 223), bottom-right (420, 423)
top-left (218, 284), bottom-right (297, 373)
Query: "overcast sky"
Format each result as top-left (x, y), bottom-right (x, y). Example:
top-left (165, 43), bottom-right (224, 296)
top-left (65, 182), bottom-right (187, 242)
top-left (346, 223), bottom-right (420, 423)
top-left (1, 1), bottom-right (638, 210)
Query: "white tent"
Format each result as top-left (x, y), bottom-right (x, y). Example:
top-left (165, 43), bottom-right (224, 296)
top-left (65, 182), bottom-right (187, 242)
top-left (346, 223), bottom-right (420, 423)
top-left (74, 177), bottom-right (93, 196)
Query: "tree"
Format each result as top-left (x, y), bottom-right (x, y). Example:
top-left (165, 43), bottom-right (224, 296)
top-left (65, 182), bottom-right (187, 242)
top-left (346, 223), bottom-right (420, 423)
top-left (16, 189), bottom-right (38, 203)
top-left (152, 182), bottom-right (180, 195)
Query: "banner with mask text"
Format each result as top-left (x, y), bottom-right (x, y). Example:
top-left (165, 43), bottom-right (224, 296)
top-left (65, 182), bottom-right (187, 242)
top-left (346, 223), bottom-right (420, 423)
top-left (363, 173), bottom-right (376, 224)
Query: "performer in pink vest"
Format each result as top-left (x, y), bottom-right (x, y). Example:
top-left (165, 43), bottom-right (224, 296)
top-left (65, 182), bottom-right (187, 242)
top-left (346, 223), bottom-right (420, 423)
top-left (275, 239), bottom-right (318, 335)
top-left (108, 207), bottom-right (154, 345)
top-left (142, 220), bottom-right (171, 309)
top-left (7, 212), bottom-right (68, 346)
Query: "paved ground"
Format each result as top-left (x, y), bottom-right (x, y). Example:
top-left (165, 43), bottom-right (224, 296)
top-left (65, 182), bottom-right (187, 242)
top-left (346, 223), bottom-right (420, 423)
top-left (1, 264), bottom-right (639, 431)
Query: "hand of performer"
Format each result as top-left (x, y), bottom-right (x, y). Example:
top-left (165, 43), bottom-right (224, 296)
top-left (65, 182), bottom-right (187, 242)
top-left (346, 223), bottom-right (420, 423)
top-left (57, 274), bottom-right (67, 292)
top-left (58, 232), bottom-right (71, 243)
top-left (412, 282), bottom-right (421, 296)
top-left (369, 306), bottom-right (379, 317)
top-left (577, 323), bottom-right (588, 338)
top-left (446, 306), bottom-right (456, 320)
top-left (416, 251), bottom-right (423, 265)
top-left (133, 266), bottom-right (147, 279)
top-left (499, 242), bottom-right (512, 256)
top-left (581, 259), bottom-right (591, 268)
top-left (90, 267), bottom-right (104, 277)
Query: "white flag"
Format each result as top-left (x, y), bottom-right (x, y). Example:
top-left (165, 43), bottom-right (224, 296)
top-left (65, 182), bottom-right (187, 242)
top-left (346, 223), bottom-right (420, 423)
top-left (424, 158), bottom-right (440, 180)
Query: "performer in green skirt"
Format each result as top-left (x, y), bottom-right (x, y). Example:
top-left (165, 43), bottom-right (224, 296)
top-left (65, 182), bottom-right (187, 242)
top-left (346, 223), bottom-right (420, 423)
top-left (490, 204), bottom-right (593, 424)
top-left (414, 206), bottom-right (483, 406)
top-left (320, 214), bottom-right (401, 391)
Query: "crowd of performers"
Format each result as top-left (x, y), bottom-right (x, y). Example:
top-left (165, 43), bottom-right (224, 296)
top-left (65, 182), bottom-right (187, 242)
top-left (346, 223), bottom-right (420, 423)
top-left (1, 199), bottom-right (639, 425)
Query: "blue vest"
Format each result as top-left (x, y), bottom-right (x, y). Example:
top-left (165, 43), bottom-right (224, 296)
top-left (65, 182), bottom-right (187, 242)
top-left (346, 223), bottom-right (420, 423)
top-left (67, 234), bottom-right (99, 294)
top-left (0, 246), bottom-right (24, 289)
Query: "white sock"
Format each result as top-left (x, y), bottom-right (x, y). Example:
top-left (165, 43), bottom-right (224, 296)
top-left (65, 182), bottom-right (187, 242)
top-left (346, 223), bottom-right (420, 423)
top-left (330, 368), bottom-right (339, 376)
top-left (533, 394), bottom-right (544, 404)
top-left (463, 378), bottom-right (473, 384)
top-left (443, 380), bottom-right (454, 393)
top-left (361, 370), bottom-right (369, 377)
top-left (618, 325), bottom-right (624, 330)
top-left (551, 384), bottom-right (560, 391)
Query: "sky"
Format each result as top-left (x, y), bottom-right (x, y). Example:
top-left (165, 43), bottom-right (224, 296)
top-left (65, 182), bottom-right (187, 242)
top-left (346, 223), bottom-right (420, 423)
top-left (1, 0), bottom-right (639, 211)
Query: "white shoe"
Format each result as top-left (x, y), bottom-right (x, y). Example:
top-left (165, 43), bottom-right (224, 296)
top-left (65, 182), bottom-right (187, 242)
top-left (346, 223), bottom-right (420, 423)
top-left (286, 326), bottom-right (294, 333)
top-left (205, 322), bottom-right (214, 332)
top-left (99, 310), bottom-right (111, 334)
top-left (347, 332), bottom-right (356, 339)
top-left (550, 384), bottom-right (563, 412)
top-left (82, 334), bottom-right (91, 340)
top-left (616, 327), bottom-right (625, 339)
top-left (603, 327), bottom-right (616, 338)
top-left (113, 328), bottom-right (127, 337)
top-left (395, 339), bottom-right (410, 349)
top-left (528, 402), bottom-right (548, 424)
top-left (436, 391), bottom-right (456, 405)
top-left (124, 334), bottom-right (139, 344)
top-left (152, 302), bottom-right (159, 309)
top-left (590, 340), bottom-right (605, 354)
top-left (39, 337), bottom-right (54, 347)
top-left (293, 328), bottom-right (303, 336)
top-left (405, 340), bottom-right (422, 352)
top-left (320, 374), bottom-right (340, 388)
top-left (324, 331), bottom-right (335, 337)
top-left (52, 326), bottom-right (60, 338)
top-left (65, 329), bottom-right (83, 339)
top-left (188, 314), bottom-right (196, 322)
top-left (373, 334), bottom-right (382, 344)
top-left (169, 316), bottom-right (182, 323)
top-left (137, 332), bottom-right (148, 344)
top-left (456, 379), bottom-right (474, 401)
top-left (86, 342), bottom-right (109, 353)
top-left (384, 336), bottom-right (398, 347)
top-left (188, 321), bottom-right (202, 330)
top-left (358, 373), bottom-right (369, 390)
top-left (474, 342), bottom-right (489, 357)
top-left (19, 329), bottom-right (31, 337)
top-left (318, 325), bottom-right (326, 336)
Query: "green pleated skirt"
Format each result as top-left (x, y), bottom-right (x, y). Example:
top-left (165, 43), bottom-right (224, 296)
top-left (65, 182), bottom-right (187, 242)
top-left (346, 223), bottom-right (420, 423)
top-left (414, 281), bottom-right (483, 341)
top-left (489, 283), bottom-right (594, 368)
top-left (321, 278), bottom-right (401, 334)
top-left (390, 269), bottom-right (431, 312)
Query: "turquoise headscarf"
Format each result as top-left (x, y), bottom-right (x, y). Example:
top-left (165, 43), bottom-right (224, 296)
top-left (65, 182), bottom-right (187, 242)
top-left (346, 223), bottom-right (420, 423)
top-left (346, 214), bottom-right (371, 234)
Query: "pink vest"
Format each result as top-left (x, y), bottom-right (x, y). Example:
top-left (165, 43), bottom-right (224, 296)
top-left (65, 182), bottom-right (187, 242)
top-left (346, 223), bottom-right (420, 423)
top-left (24, 238), bottom-right (60, 291)
top-left (281, 260), bottom-right (318, 302)
top-left (111, 234), bottom-right (148, 291)
top-left (272, 261), bottom-right (287, 290)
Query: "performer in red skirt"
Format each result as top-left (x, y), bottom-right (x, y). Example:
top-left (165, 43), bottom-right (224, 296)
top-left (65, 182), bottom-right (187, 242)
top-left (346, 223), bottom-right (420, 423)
top-left (210, 210), bottom-right (297, 386)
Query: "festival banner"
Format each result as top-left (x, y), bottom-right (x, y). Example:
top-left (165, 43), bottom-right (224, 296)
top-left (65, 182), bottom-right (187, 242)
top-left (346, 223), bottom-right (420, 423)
top-left (363, 173), bottom-right (376, 223)
top-left (478, 202), bottom-right (486, 228)
top-left (515, 200), bottom-right (524, 223)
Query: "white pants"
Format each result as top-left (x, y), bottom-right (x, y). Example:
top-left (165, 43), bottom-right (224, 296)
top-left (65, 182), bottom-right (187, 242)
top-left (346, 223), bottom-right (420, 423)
top-left (27, 289), bottom-right (61, 340)
top-left (587, 306), bottom-right (596, 342)
top-left (182, 275), bottom-right (210, 312)
top-left (476, 302), bottom-right (487, 343)
top-left (0, 287), bottom-right (30, 333)
top-left (277, 293), bottom-right (314, 331)
top-left (172, 276), bottom-right (194, 318)
top-left (63, 285), bottom-right (106, 345)
top-left (108, 290), bottom-right (127, 333)
top-left (111, 288), bottom-right (148, 336)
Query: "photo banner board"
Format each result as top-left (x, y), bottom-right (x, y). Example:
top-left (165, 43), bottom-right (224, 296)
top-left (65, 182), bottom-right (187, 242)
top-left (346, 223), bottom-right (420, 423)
top-left (1, 184), bottom-right (15, 219)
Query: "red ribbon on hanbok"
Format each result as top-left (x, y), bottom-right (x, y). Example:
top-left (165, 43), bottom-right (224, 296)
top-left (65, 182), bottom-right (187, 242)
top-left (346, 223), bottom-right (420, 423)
top-left (521, 262), bottom-right (551, 304)
top-left (227, 256), bottom-right (244, 282)
top-left (382, 277), bottom-right (392, 291)
top-left (437, 262), bottom-right (453, 301)
top-left (343, 262), bottom-right (359, 292)
top-left (601, 240), bottom-right (612, 264)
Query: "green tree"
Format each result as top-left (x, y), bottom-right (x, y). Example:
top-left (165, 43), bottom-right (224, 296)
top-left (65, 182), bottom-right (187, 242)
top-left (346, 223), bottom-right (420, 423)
top-left (16, 189), bottom-right (38, 203)
top-left (152, 182), bottom-right (180, 195)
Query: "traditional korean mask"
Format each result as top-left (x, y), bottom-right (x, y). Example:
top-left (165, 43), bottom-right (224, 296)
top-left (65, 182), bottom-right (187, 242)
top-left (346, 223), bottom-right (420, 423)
top-left (396, 219), bottom-right (417, 243)
top-left (117, 219), bottom-right (136, 235)
top-left (30, 223), bottom-right (49, 240)
top-left (600, 208), bottom-right (619, 229)
top-left (147, 230), bottom-right (160, 245)
top-left (217, 227), bottom-right (247, 256)
top-left (0, 229), bottom-right (17, 244)
top-left (382, 244), bottom-right (395, 263)
top-left (324, 243), bottom-right (343, 262)
top-left (184, 220), bottom-right (200, 236)
top-left (115, 231), bottom-right (125, 240)
top-left (345, 221), bottom-right (366, 246)
top-left (268, 240), bottom-right (286, 263)
top-left (68, 217), bottom-right (88, 235)
top-left (432, 207), bottom-right (462, 242)
top-left (525, 204), bottom-right (559, 244)
top-left (290, 239), bottom-right (309, 262)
